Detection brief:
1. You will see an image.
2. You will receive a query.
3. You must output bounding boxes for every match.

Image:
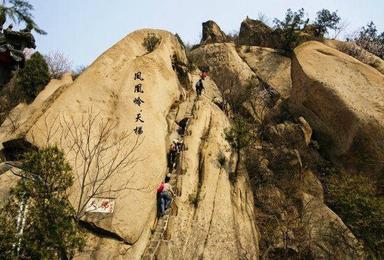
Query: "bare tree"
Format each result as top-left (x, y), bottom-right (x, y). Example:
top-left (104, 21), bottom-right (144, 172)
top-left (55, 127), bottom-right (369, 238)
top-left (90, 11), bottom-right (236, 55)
top-left (257, 12), bottom-right (271, 26)
top-left (332, 20), bottom-right (350, 39)
top-left (29, 111), bottom-right (144, 219)
top-left (44, 51), bottom-right (72, 79)
top-left (57, 112), bottom-right (144, 219)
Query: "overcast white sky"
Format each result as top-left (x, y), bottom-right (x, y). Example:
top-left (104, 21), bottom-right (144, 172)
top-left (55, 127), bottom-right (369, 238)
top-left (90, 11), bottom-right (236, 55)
top-left (23, 0), bottom-right (384, 68)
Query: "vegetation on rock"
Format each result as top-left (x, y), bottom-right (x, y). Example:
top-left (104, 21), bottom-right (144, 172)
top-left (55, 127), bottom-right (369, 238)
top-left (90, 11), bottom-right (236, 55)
top-left (15, 52), bottom-right (50, 103)
top-left (44, 51), bottom-right (72, 79)
top-left (143, 32), bottom-right (161, 52)
top-left (0, 0), bottom-right (46, 34)
top-left (0, 146), bottom-right (85, 259)
top-left (314, 9), bottom-right (341, 36)
top-left (352, 21), bottom-right (384, 59)
top-left (325, 171), bottom-right (384, 258)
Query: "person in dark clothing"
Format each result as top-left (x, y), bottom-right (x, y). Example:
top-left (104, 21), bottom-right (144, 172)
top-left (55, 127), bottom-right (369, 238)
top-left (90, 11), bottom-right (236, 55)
top-left (177, 118), bottom-right (189, 135)
top-left (195, 71), bottom-right (208, 97)
top-left (195, 78), bottom-right (204, 96)
top-left (167, 144), bottom-right (178, 170)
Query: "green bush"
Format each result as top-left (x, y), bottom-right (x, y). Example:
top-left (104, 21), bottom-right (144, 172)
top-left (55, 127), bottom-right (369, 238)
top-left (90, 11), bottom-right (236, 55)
top-left (0, 146), bottom-right (85, 259)
top-left (216, 151), bottom-right (226, 168)
top-left (325, 171), bottom-right (384, 258)
top-left (225, 117), bottom-right (257, 151)
top-left (16, 52), bottom-right (50, 103)
top-left (273, 8), bottom-right (309, 52)
top-left (143, 33), bottom-right (161, 52)
top-left (314, 9), bottom-right (341, 37)
top-left (188, 193), bottom-right (200, 207)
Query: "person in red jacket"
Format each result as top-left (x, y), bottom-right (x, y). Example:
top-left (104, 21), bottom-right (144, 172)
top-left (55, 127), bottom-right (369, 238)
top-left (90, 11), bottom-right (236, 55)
top-left (157, 181), bottom-right (175, 216)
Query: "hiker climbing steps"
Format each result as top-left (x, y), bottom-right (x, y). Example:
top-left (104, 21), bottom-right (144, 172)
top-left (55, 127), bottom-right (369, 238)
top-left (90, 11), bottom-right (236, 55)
top-left (141, 94), bottom-right (198, 260)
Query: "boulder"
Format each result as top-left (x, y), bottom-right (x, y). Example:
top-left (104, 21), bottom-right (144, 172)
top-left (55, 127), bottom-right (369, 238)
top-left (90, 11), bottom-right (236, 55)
top-left (301, 193), bottom-right (364, 259)
top-left (298, 116), bottom-right (312, 146)
top-left (0, 170), bottom-right (19, 208)
top-left (238, 45), bottom-right (291, 98)
top-left (189, 42), bottom-right (255, 88)
top-left (290, 41), bottom-right (384, 172)
top-left (324, 39), bottom-right (384, 75)
top-left (200, 20), bottom-right (228, 45)
top-left (238, 18), bottom-right (282, 49)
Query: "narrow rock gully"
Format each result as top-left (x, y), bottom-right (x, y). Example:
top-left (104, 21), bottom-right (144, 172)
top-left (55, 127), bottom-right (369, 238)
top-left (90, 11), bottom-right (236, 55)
top-left (142, 92), bottom-right (198, 260)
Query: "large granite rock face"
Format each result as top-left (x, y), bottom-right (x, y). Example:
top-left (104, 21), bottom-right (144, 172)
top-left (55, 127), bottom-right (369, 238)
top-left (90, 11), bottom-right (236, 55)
top-left (0, 29), bottom-right (260, 259)
top-left (324, 39), bottom-right (384, 75)
top-left (190, 42), bottom-right (255, 86)
top-left (158, 97), bottom-right (259, 259)
top-left (200, 20), bottom-right (229, 45)
top-left (238, 45), bottom-right (291, 98)
top-left (238, 18), bottom-right (282, 49)
top-left (290, 41), bottom-right (384, 171)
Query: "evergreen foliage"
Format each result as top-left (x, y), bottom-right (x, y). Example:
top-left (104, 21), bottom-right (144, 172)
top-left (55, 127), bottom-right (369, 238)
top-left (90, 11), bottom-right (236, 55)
top-left (273, 8), bottom-right (309, 51)
top-left (0, 0), bottom-right (46, 34)
top-left (325, 171), bottom-right (384, 258)
top-left (314, 9), bottom-right (341, 36)
top-left (16, 52), bottom-right (50, 103)
top-left (0, 146), bottom-right (85, 259)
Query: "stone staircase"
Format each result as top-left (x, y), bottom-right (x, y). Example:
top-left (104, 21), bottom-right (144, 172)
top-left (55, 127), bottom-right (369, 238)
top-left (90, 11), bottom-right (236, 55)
top-left (141, 96), bottom-right (197, 260)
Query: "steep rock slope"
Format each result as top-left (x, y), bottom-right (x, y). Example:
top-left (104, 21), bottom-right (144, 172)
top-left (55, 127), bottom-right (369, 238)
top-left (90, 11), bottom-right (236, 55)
top-left (290, 41), bottom-right (384, 171)
top-left (158, 98), bottom-right (259, 259)
top-left (190, 42), bottom-right (255, 85)
top-left (0, 29), bottom-right (260, 259)
top-left (238, 45), bottom-right (291, 98)
top-left (200, 20), bottom-right (229, 45)
top-left (191, 23), bottom-right (365, 258)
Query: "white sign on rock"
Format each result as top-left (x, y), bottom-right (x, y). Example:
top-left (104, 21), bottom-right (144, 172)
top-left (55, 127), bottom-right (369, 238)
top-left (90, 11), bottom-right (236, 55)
top-left (85, 198), bottom-right (115, 213)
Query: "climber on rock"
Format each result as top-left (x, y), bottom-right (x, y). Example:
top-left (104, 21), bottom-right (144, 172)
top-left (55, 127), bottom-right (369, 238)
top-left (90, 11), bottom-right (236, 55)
top-left (157, 180), bottom-right (175, 217)
top-left (173, 138), bottom-right (184, 153)
top-left (167, 143), bottom-right (178, 170)
top-left (177, 118), bottom-right (189, 135)
top-left (195, 71), bottom-right (208, 97)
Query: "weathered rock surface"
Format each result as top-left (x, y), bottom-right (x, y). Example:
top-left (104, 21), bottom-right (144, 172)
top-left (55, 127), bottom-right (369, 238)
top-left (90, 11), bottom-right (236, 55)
top-left (190, 42), bottom-right (255, 85)
top-left (290, 41), bottom-right (384, 171)
top-left (0, 170), bottom-right (19, 208)
top-left (159, 99), bottom-right (259, 259)
top-left (238, 18), bottom-right (282, 49)
top-left (0, 29), bottom-right (260, 259)
top-left (200, 20), bottom-right (228, 45)
top-left (324, 39), bottom-right (384, 75)
top-left (1, 29), bottom-right (187, 258)
top-left (238, 45), bottom-right (291, 98)
top-left (301, 193), bottom-right (364, 259)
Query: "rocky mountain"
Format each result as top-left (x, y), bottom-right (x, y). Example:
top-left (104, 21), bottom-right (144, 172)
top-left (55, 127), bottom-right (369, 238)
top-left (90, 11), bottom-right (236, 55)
top-left (0, 18), bottom-right (383, 259)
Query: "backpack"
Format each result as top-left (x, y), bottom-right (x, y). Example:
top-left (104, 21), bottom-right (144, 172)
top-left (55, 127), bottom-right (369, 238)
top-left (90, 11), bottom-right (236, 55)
top-left (157, 183), bottom-right (164, 193)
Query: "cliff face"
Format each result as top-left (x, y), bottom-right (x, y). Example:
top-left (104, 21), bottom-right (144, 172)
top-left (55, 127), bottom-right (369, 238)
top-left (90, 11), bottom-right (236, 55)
top-left (0, 29), bottom-right (259, 259)
top-left (291, 41), bottom-right (384, 172)
top-left (0, 19), bottom-right (383, 259)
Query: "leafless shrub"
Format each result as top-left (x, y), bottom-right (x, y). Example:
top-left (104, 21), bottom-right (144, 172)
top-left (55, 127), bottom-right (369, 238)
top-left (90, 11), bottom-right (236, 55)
top-left (30, 111), bottom-right (144, 219)
top-left (257, 12), bottom-right (271, 26)
top-left (72, 65), bottom-right (87, 80)
top-left (332, 20), bottom-right (349, 39)
top-left (226, 30), bottom-right (239, 45)
top-left (44, 51), bottom-right (72, 79)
